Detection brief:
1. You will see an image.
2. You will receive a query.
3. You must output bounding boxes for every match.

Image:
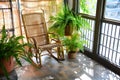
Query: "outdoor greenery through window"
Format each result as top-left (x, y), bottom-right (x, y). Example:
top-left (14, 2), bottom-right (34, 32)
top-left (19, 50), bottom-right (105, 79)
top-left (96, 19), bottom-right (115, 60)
top-left (78, 0), bottom-right (97, 51)
top-left (79, 0), bottom-right (97, 16)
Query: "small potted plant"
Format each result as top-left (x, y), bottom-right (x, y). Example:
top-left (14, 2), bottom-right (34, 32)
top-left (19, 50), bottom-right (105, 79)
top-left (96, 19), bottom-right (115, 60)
top-left (63, 32), bottom-right (86, 59)
top-left (0, 25), bottom-right (33, 80)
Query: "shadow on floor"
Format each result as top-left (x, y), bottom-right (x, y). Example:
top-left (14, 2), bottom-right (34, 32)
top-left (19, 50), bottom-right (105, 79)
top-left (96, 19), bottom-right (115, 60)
top-left (16, 53), bottom-right (120, 80)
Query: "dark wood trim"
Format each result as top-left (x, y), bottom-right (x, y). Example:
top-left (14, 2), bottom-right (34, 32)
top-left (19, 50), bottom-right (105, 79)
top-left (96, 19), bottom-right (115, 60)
top-left (0, 28), bottom-right (14, 33)
top-left (78, 13), bottom-right (96, 20)
top-left (103, 19), bottom-right (120, 25)
top-left (9, 0), bottom-right (14, 35)
top-left (64, 0), bottom-right (68, 5)
top-left (72, 0), bottom-right (75, 12)
top-left (93, 0), bottom-right (104, 54)
top-left (76, 0), bottom-right (79, 13)
top-left (101, 0), bottom-right (106, 19)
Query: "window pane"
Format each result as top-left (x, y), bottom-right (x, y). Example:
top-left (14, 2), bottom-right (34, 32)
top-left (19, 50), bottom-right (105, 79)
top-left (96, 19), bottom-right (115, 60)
top-left (105, 0), bottom-right (120, 20)
top-left (79, 0), bottom-right (97, 16)
top-left (0, 2), bottom-right (12, 29)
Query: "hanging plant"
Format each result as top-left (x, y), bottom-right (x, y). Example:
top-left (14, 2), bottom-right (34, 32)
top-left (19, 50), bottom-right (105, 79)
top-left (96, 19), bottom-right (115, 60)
top-left (49, 4), bottom-right (90, 37)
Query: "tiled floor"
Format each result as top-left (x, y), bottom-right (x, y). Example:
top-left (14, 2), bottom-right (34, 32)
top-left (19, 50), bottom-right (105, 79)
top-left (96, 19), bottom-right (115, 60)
top-left (16, 53), bottom-right (120, 80)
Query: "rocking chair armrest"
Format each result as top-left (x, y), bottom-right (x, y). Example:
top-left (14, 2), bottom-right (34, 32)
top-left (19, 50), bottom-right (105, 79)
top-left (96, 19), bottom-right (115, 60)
top-left (47, 32), bottom-right (61, 43)
top-left (50, 39), bottom-right (62, 44)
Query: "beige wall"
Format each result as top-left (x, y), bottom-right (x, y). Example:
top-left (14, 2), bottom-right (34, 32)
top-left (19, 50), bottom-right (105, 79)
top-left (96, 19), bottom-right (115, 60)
top-left (0, 0), bottom-right (63, 38)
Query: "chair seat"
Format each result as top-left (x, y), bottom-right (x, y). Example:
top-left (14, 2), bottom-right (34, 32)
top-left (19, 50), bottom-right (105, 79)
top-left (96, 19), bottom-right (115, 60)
top-left (39, 43), bottom-right (62, 50)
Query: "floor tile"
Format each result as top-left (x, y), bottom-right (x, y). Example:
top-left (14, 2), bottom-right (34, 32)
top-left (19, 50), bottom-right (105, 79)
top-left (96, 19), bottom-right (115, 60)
top-left (16, 53), bottom-right (120, 80)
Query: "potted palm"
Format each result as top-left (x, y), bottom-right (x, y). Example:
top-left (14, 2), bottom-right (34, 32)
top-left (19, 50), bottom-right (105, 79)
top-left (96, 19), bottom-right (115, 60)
top-left (49, 4), bottom-right (90, 37)
top-left (0, 25), bottom-right (33, 80)
top-left (63, 32), bottom-right (86, 59)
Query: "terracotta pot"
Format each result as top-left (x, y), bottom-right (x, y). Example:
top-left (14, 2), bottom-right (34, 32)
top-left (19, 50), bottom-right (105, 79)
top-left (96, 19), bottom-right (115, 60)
top-left (68, 51), bottom-right (77, 59)
top-left (0, 56), bottom-right (14, 75)
top-left (65, 25), bottom-right (73, 36)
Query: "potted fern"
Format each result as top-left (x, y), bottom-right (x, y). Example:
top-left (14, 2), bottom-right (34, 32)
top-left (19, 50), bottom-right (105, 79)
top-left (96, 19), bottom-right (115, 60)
top-left (0, 25), bottom-right (33, 80)
top-left (63, 32), bottom-right (86, 59)
top-left (49, 4), bottom-right (90, 37)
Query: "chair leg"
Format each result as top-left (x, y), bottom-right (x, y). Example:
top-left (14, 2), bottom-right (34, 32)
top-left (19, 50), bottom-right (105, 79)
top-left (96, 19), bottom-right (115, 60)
top-left (57, 46), bottom-right (65, 61)
top-left (38, 49), bottom-right (42, 66)
top-left (29, 47), bottom-right (42, 67)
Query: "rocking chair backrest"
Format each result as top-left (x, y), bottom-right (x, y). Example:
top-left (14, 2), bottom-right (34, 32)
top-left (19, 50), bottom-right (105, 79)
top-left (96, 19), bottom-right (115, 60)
top-left (22, 13), bottom-right (49, 46)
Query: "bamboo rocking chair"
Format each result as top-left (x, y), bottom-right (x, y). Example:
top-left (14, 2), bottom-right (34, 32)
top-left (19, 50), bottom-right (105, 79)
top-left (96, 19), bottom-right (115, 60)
top-left (22, 11), bottom-right (64, 67)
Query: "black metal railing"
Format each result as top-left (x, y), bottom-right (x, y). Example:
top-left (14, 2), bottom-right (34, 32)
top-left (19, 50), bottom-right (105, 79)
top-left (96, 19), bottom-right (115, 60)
top-left (78, 0), bottom-right (120, 76)
top-left (99, 22), bottom-right (120, 67)
top-left (80, 14), bottom-right (120, 76)
top-left (81, 18), bottom-right (95, 52)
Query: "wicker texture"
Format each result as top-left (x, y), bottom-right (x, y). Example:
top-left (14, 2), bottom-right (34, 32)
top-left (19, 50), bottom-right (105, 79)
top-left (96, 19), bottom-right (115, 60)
top-left (22, 12), bottom-right (64, 67)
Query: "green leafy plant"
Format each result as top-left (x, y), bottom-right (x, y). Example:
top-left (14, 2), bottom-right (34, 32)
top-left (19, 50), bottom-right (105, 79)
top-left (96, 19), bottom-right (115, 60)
top-left (63, 32), bottom-right (86, 53)
top-left (80, 0), bottom-right (89, 13)
top-left (49, 4), bottom-right (90, 37)
top-left (0, 25), bottom-right (33, 80)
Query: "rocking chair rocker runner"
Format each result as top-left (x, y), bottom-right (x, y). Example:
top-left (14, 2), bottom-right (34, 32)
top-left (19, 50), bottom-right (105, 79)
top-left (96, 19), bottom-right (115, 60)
top-left (22, 11), bottom-right (64, 67)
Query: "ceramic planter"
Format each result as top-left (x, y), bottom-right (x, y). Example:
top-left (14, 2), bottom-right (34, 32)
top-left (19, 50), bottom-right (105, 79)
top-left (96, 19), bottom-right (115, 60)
top-left (68, 51), bottom-right (77, 59)
top-left (0, 56), bottom-right (14, 74)
top-left (65, 25), bottom-right (73, 36)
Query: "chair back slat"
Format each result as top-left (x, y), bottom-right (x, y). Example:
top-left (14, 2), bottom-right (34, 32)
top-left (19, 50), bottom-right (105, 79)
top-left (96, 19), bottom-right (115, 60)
top-left (22, 13), bottom-right (49, 46)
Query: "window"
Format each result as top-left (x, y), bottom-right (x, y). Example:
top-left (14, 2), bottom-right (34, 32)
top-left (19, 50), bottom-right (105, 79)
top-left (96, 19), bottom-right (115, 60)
top-left (105, 0), bottom-right (120, 20)
top-left (79, 0), bottom-right (97, 51)
top-left (79, 0), bottom-right (97, 16)
top-left (78, 0), bottom-right (120, 68)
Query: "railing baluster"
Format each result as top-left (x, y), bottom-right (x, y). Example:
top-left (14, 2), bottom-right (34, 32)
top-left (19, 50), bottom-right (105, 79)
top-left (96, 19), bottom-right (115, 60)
top-left (82, 17), bottom-right (120, 67)
top-left (104, 23), bottom-right (109, 58)
top-left (101, 23), bottom-right (106, 56)
top-left (115, 27), bottom-right (120, 65)
top-left (108, 24), bottom-right (113, 61)
top-left (111, 25), bottom-right (117, 63)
